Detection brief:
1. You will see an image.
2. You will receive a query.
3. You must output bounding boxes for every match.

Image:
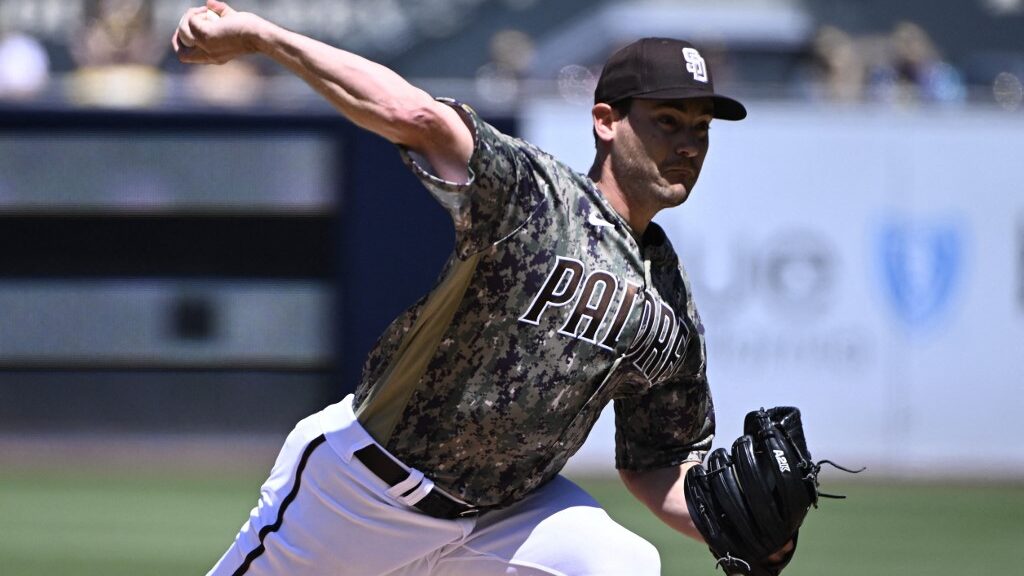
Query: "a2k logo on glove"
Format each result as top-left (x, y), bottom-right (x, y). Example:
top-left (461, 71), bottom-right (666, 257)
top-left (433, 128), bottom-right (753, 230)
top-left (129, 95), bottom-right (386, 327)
top-left (773, 449), bottom-right (791, 473)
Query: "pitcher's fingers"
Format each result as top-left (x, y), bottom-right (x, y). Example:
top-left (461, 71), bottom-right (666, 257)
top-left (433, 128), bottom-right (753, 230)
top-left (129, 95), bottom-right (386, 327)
top-left (189, 10), bottom-right (217, 43)
top-left (206, 0), bottom-right (235, 17)
top-left (171, 29), bottom-right (185, 53)
top-left (176, 6), bottom-right (208, 48)
top-left (177, 45), bottom-right (214, 65)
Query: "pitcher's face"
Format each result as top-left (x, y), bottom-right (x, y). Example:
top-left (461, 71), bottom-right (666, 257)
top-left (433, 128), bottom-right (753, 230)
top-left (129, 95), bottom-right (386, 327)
top-left (611, 98), bottom-right (713, 208)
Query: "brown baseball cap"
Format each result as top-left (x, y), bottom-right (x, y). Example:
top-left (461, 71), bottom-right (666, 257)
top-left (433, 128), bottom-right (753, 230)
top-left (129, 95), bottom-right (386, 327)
top-left (594, 37), bottom-right (747, 121)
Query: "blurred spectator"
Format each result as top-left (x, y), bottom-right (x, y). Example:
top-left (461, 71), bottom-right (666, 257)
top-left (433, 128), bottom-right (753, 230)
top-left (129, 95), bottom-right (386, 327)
top-left (475, 29), bottom-right (535, 106)
top-left (867, 21), bottom-right (966, 104)
top-left (804, 21), bottom-right (967, 106)
top-left (983, 0), bottom-right (1024, 16)
top-left (67, 0), bottom-right (165, 107)
top-left (0, 30), bottom-right (51, 101)
top-left (490, 28), bottom-right (535, 76)
top-left (806, 25), bottom-right (865, 102)
top-left (185, 59), bottom-right (265, 108)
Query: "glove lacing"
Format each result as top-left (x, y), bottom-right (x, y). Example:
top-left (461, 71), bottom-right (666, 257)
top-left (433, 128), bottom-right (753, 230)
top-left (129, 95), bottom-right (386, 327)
top-left (803, 459), bottom-right (866, 503)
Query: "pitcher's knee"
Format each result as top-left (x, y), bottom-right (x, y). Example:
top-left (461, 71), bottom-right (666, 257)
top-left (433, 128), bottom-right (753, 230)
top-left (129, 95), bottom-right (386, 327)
top-left (590, 528), bottom-right (660, 575)
top-left (495, 495), bottom-right (662, 576)
top-left (537, 517), bottom-right (661, 576)
top-left (631, 535), bottom-right (661, 573)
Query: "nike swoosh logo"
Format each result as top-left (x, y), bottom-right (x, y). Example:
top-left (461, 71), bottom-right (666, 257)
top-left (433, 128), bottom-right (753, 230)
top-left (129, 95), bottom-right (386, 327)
top-left (588, 212), bottom-right (615, 228)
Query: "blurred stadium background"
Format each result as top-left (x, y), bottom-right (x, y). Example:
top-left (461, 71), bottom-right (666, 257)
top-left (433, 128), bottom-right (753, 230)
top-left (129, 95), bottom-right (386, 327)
top-left (1, 0), bottom-right (1023, 574)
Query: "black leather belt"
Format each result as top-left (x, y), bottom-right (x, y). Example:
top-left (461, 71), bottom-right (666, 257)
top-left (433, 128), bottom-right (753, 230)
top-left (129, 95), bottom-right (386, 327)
top-left (353, 444), bottom-right (479, 520)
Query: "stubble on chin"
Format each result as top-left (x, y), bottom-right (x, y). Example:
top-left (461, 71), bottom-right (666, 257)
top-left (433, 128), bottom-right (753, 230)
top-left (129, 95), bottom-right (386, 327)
top-left (611, 135), bottom-right (696, 210)
top-left (613, 154), bottom-right (691, 209)
top-left (663, 171), bottom-right (696, 206)
top-left (662, 182), bottom-right (691, 207)
top-left (612, 142), bottom-right (658, 201)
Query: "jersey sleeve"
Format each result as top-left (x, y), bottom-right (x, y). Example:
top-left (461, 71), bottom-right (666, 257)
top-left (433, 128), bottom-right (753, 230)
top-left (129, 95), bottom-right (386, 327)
top-left (614, 264), bottom-right (715, 471)
top-left (613, 363), bottom-right (715, 471)
top-left (398, 98), bottom-right (542, 259)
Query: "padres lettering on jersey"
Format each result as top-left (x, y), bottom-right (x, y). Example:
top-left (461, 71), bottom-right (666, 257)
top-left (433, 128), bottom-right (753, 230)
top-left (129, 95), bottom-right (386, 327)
top-left (354, 100), bottom-right (713, 509)
top-left (519, 256), bottom-right (691, 384)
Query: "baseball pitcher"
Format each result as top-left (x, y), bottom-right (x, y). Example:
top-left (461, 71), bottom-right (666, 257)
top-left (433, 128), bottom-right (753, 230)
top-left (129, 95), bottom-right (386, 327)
top-left (174, 2), bottom-right (856, 574)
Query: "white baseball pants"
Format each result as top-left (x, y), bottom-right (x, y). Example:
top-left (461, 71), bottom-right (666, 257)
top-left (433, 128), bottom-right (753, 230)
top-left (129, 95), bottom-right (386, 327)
top-left (207, 395), bottom-right (660, 576)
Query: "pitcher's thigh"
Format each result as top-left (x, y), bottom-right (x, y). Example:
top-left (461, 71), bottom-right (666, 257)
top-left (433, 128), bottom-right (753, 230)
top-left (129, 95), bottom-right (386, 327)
top-left (440, 476), bottom-right (661, 576)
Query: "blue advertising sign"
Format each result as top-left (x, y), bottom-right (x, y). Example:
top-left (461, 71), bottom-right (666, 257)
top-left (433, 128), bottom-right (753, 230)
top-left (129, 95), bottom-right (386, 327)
top-left (878, 219), bottom-right (963, 328)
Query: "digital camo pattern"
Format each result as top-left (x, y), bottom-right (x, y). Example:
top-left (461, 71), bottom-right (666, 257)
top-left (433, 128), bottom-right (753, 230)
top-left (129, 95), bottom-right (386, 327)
top-left (353, 100), bottom-right (714, 509)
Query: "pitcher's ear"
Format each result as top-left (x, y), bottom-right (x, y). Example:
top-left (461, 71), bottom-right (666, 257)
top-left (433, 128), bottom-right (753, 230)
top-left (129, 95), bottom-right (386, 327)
top-left (592, 103), bottom-right (617, 143)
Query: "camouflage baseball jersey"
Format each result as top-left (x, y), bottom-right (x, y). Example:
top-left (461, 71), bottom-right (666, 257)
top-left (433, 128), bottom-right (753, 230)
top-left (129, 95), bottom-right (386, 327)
top-left (353, 99), bottom-right (715, 509)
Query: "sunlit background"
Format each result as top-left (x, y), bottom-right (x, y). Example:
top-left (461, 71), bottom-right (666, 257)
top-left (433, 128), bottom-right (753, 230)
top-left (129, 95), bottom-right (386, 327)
top-left (1, 1), bottom-right (1022, 574)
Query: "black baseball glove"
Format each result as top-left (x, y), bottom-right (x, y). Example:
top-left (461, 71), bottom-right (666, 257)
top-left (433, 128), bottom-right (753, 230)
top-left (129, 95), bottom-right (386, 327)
top-left (684, 407), bottom-right (862, 575)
